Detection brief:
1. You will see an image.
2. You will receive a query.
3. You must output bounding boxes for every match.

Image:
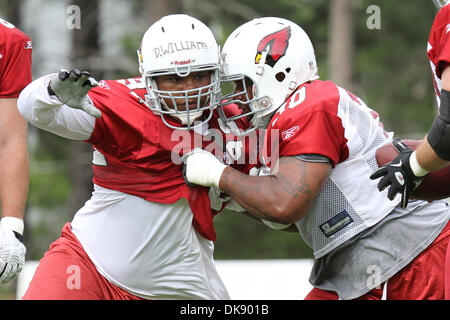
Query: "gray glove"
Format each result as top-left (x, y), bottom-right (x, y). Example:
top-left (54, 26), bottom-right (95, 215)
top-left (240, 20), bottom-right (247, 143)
top-left (48, 69), bottom-right (101, 118)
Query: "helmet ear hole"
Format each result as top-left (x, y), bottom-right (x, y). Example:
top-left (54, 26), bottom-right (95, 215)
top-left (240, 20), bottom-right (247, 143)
top-left (275, 72), bottom-right (286, 82)
top-left (285, 68), bottom-right (291, 73)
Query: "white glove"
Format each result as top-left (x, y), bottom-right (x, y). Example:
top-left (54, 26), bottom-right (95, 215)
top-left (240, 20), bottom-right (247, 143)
top-left (48, 69), bottom-right (101, 118)
top-left (183, 148), bottom-right (227, 187)
top-left (0, 217), bottom-right (26, 283)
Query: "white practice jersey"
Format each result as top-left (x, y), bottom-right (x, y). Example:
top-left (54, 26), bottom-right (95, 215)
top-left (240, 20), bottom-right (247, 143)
top-left (265, 80), bottom-right (399, 258)
top-left (264, 80), bottom-right (450, 299)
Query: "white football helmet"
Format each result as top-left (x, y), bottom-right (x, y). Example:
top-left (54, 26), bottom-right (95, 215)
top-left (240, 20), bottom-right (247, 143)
top-left (219, 17), bottom-right (319, 136)
top-left (138, 14), bottom-right (221, 130)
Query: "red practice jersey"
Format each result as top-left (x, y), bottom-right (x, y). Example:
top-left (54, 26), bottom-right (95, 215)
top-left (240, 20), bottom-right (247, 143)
top-left (0, 18), bottom-right (32, 98)
top-left (86, 78), bottom-right (249, 241)
top-left (264, 80), bottom-right (351, 168)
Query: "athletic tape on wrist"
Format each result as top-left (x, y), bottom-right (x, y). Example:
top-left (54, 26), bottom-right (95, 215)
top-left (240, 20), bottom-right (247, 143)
top-left (1, 217), bottom-right (24, 235)
top-left (409, 151), bottom-right (428, 177)
top-left (213, 163), bottom-right (227, 187)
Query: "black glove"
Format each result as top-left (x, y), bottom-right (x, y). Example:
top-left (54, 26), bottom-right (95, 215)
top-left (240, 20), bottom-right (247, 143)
top-left (370, 139), bottom-right (424, 208)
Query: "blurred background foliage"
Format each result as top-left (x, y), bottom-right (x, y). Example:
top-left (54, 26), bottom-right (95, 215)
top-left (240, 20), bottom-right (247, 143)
top-left (0, 0), bottom-right (440, 297)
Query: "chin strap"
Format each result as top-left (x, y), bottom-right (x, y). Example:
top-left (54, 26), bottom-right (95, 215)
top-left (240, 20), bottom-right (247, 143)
top-left (170, 110), bottom-right (204, 125)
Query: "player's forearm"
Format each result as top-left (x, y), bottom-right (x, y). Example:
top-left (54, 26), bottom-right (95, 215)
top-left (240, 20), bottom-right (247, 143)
top-left (218, 157), bottom-right (330, 224)
top-left (415, 137), bottom-right (449, 172)
top-left (219, 161), bottom-right (316, 224)
top-left (0, 133), bottom-right (29, 219)
top-left (185, 152), bottom-right (326, 223)
top-left (219, 167), bottom-right (293, 223)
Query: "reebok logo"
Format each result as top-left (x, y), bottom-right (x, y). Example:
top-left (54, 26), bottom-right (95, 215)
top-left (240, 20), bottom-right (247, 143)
top-left (282, 126), bottom-right (300, 140)
top-left (97, 80), bottom-right (110, 90)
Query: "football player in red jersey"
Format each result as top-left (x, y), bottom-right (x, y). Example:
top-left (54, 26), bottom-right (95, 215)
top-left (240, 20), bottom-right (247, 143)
top-left (17, 14), bottom-right (247, 300)
top-left (0, 18), bottom-right (31, 284)
top-left (184, 17), bottom-right (450, 300)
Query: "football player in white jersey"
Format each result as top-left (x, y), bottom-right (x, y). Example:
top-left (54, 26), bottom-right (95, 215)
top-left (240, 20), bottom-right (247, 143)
top-left (184, 17), bottom-right (450, 299)
top-left (17, 14), bottom-right (236, 300)
top-left (370, 1), bottom-right (450, 208)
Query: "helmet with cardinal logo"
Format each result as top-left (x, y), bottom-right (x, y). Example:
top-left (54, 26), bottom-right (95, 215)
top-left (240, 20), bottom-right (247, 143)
top-left (219, 17), bottom-right (319, 136)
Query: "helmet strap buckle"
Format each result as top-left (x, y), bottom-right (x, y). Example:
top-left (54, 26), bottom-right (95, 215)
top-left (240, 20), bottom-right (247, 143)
top-left (288, 81), bottom-right (297, 90)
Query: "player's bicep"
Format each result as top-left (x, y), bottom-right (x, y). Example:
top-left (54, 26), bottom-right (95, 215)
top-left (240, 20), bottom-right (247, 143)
top-left (272, 156), bottom-right (331, 220)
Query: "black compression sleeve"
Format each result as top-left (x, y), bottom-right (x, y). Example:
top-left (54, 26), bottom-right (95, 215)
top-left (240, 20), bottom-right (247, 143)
top-left (427, 89), bottom-right (450, 161)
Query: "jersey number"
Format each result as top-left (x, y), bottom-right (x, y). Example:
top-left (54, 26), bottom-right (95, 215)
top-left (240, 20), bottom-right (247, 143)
top-left (272, 86), bottom-right (306, 126)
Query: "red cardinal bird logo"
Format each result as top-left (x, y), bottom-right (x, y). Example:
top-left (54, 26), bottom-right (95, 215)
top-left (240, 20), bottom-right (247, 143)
top-left (255, 26), bottom-right (291, 67)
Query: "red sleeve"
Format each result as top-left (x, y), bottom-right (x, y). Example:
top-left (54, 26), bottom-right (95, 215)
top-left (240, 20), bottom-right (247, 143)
top-left (428, 4), bottom-right (450, 78)
top-left (85, 80), bottom-right (148, 161)
top-left (268, 82), bottom-right (347, 168)
top-left (0, 26), bottom-right (32, 98)
top-left (278, 110), bottom-right (346, 167)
